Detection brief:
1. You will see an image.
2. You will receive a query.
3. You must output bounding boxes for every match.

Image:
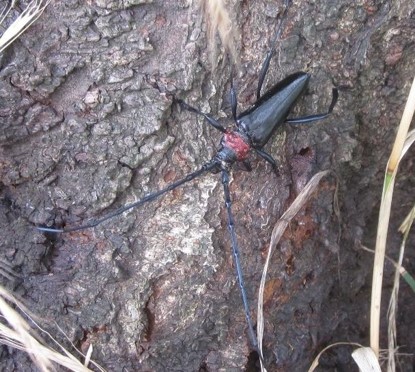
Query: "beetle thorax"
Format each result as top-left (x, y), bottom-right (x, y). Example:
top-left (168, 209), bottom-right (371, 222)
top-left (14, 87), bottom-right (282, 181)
top-left (222, 130), bottom-right (251, 162)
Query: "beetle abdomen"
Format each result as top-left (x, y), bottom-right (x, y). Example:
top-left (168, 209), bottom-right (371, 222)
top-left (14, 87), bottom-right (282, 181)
top-left (238, 72), bottom-right (310, 148)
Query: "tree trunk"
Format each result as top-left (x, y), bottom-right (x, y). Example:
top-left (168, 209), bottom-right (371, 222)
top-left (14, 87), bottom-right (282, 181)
top-left (0, 0), bottom-right (414, 370)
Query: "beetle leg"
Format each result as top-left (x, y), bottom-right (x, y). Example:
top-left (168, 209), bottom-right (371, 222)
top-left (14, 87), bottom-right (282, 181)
top-left (233, 161), bottom-right (252, 172)
top-left (221, 169), bottom-right (263, 360)
top-left (256, 51), bottom-right (273, 101)
top-left (256, 1), bottom-right (290, 100)
top-left (255, 149), bottom-right (279, 175)
top-left (37, 161), bottom-right (219, 233)
top-left (175, 99), bottom-right (227, 133)
top-left (230, 76), bottom-right (238, 122)
top-left (285, 87), bottom-right (338, 124)
top-left (241, 160), bottom-right (252, 172)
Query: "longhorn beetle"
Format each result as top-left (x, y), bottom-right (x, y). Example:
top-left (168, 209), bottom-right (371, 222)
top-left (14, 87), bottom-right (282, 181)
top-left (37, 12), bottom-right (338, 361)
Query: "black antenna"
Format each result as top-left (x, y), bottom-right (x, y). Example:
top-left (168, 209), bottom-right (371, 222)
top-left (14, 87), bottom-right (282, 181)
top-left (38, 160), bottom-right (219, 233)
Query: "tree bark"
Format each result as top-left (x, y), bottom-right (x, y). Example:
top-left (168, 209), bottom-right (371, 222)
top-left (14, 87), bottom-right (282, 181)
top-left (0, 0), bottom-right (414, 370)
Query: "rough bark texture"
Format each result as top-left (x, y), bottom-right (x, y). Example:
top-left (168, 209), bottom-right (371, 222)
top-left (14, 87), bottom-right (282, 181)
top-left (0, 0), bottom-right (414, 371)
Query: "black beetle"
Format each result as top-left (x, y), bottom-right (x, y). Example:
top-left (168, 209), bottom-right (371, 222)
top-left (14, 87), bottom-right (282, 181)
top-left (38, 24), bottom-right (338, 363)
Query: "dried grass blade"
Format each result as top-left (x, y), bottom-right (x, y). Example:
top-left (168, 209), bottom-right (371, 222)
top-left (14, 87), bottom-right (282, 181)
top-left (257, 170), bottom-right (331, 371)
top-left (370, 77), bottom-right (415, 358)
top-left (0, 0), bottom-right (51, 53)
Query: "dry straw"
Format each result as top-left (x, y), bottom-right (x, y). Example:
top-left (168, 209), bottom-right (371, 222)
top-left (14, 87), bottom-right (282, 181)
top-left (200, 0), bottom-right (239, 69)
top-left (370, 76), bottom-right (415, 361)
top-left (0, 0), bottom-right (51, 53)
